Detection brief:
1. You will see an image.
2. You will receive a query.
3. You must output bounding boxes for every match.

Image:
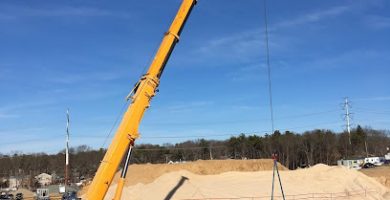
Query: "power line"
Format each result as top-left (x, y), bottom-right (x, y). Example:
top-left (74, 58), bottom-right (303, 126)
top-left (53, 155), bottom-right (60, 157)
top-left (144, 109), bottom-right (340, 126)
top-left (0, 120), bottom-right (346, 146)
top-left (2, 120), bottom-right (378, 154)
top-left (98, 121), bottom-right (344, 139)
top-left (134, 145), bottom-right (226, 152)
top-left (354, 110), bottom-right (390, 115)
top-left (276, 109), bottom-right (339, 120)
top-left (142, 133), bottom-right (239, 139)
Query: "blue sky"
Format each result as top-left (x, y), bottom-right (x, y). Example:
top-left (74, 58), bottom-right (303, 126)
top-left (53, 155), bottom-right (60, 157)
top-left (0, 0), bottom-right (389, 154)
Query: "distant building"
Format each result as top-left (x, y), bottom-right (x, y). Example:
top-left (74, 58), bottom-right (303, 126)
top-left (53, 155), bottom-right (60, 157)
top-left (364, 156), bottom-right (385, 166)
top-left (337, 158), bottom-right (364, 169)
top-left (20, 175), bottom-right (32, 188)
top-left (36, 188), bottom-right (50, 200)
top-left (48, 184), bottom-right (78, 194)
top-left (50, 173), bottom-right (61, 184)
top-left (0, 178), bottom-right (7, 188)
top-left (385, 153), bottom-right (390, 161)
top-left (8, 176), bottom-right (21, 190)
top-left (35, 173), bottom-right (52, 186)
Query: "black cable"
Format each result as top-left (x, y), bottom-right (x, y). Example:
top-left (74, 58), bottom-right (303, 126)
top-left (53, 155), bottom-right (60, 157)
top-left (100, 100), bottom-right (130, 149)
top-left (263, 0), bottom-right (275, 134)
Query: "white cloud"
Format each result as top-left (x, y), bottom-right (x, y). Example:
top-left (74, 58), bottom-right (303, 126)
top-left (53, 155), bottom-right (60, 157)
top-left (196, 29), bottom-right (264, 63)
top-left (364, 15), bottom-right (390, 29)
top-left (185, 4), bottom-right (354, 68)
top-left (273, 5), bottom-right (351, 29)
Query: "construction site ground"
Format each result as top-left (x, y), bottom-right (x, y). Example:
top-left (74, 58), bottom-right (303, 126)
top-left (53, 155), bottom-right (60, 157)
top-left (78, 159), bottom-right (390, 200)
top-left (360, 165), bottom-right (390, 189)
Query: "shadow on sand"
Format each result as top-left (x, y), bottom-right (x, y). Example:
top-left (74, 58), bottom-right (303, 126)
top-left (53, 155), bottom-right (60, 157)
top-left (164, 176), bottom-right (189, 200)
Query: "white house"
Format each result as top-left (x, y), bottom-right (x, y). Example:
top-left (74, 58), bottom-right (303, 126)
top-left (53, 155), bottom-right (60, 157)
top-left (385, 153), bottom-right (390, 161)
top-left (35, 173), bottom-right (52, 186)
top-left (337, 158), bottom-right (364, 169)
top-left (8, 177), bottom-right (20, 190)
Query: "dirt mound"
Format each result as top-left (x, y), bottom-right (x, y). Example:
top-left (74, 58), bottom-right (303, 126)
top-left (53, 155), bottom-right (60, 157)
top-left (361, 166), bottom-right (390, 189)
top-left (124, 159), bottom-right (285, 186)
top-left (81, 161), bottom-right (389, 200)
top-left (10, 188), bottom-right (34, 198)
top-left (102, 164), bottom-right (389, 200)
top-left (79, 159), bottom-right (283, 196)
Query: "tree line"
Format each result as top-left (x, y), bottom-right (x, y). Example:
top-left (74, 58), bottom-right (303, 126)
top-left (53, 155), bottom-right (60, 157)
top-left (0, 126), bottom-right (389, 185)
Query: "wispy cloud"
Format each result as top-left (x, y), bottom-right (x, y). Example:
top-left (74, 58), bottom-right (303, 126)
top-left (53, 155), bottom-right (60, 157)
top-left (355, 96), bottom-right (390, 102)
top-left (182, 29), bottom-right (293, 68)
top-left (273, 5), bottom-right (351, 29)
top-left (0, 5), bottom-right (132, 20)
top-left (48, 71), bottom-right (126, 84)
top-left (0, 113), bottom-right (19, 119)
top-left (0, 127), bottom-right (47, 137)
top-left (226, 63), bottom-right (266, 82)
top-left (195, 29), bottom-right (264, 63)
top-left (226, 60), bottom-right (290, 82)
top-left (165, 101), bottom-right (214, 113)
top-left (299, 49), bottom-right (390, 71)
top-left (0, 138), bottom-right (63, 154)
top-left (0, 100), bottom-right (56, 114)
top-left (0, 13), bottom-right (13, 20)
top-left (187, 4), bottom-right (354, 67)
top-left (364, 15), bottom-right (390, 29)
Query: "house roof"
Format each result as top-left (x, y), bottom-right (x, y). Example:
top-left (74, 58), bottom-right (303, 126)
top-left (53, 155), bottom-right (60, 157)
top-left (339, 157), bottom-right (365, 161)
top-left (35, 173), bottom-right (52, 179)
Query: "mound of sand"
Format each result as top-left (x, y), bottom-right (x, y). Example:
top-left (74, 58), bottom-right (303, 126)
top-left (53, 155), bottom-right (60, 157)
top-left (124, 159), bottom-right (285, 186)
top-left (79, 159), bottom-right (283, 196)
top-left (10, 188), bottom-right (34, 198)
top-left (360, 166), bottom-right (390, 189)
top-left (102, 163), bottom-right (389, 200)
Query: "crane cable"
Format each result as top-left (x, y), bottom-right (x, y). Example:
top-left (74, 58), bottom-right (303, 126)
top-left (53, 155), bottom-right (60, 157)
top-left (263, 0), bottom-right (275, 134)
top-left (99, 8), bottom-right (177, 149)
top-left (263, 0), bottom-right (285, 200)
top-left (100, 101), bottom-right (129, 149)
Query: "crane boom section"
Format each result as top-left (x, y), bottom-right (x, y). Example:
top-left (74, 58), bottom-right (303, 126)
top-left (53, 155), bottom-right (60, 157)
top-left (85, 0), bottom-right (196, 199)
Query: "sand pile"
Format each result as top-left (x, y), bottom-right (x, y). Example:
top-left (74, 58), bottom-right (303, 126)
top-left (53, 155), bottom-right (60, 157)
top-left (102, 163), bottom-right (389, 200)
top-left (124, 159), bottom-right (285, 186)
top-left (10, 188), bottom-right (34, 198)
top-left (79, 159), bottom-right (283, 196)
top-left (360, 166), bottom-right (390, 189)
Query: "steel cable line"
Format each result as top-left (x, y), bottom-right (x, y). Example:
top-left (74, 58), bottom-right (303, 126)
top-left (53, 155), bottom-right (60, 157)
top-left (100, 100), bottom-right (130, 149)
top-left (263, 0), bottom-right (274, 134)
top-left (0, 120), bottom-right (345, 146)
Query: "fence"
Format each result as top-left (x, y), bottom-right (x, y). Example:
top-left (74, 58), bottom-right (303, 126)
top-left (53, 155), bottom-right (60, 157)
top-left (180, 189), bottom-right (380, 200)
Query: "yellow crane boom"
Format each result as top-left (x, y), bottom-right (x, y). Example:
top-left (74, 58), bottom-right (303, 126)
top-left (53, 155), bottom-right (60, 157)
top-left (85, 0), bottom-right (197, 199)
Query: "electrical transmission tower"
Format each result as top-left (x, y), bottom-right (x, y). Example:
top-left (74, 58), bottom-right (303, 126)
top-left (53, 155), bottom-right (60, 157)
top-left (65, 108), bottom-right (70, 186)
top-left (343, 97), bottom-right (352, 145)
